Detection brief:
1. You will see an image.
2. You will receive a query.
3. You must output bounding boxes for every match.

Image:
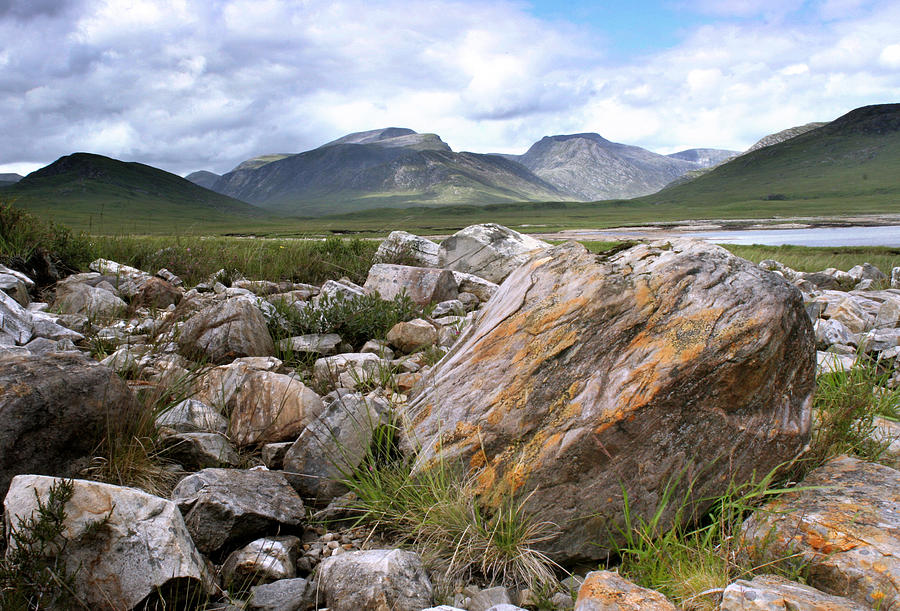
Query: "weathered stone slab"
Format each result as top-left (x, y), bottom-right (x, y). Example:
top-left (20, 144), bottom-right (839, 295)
top-left (364, 263), bottom-right (458, 306)
top-left (438, 223), bottom-right (551, 284)
top-left (575, 570), bottom-right (676, 610)
top-left (374, 231), bottom-right (440, 267)
top-left (4, 475), bottom-right (212, 609)
top-left (387, 318), bottom-right (439, 353)
top-left (177, 296), bottom-right (275, 364)
top-left (0, 288), bottom-right (33, 344)
top-left (721, 574), bottom-right (869, 610)
top-left (315, 549), bottom-right (433, 611)
top-left (407, 239), bottom-right (815, 561)
top-left (741, 455), bottom-right (900, 609)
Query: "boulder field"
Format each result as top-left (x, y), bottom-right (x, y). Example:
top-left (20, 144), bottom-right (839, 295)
top-left (0, 223), bottom-right (898, 610)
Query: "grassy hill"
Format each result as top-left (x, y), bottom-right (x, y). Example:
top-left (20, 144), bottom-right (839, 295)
top-left (0, 153), bottom-right (280, 234)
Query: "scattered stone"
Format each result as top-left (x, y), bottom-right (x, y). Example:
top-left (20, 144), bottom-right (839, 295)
top-left (892, 267), bottom-right (900, 289)
top-left (172, 468), bottom-right (305, 554)
top-left (22, 336), bottom-right (78, 355)
top-left (247, 577), bottom-right (314, 611)
top-left (283, 390), bottom-right (391, 501)
top-left (721, 574), bottom-right (869, 610)
top-left (431, 299), bottom-right (466, 318)
top-left (262, 441), bottom-right (294, 470)
top-left (0, 352), bottom-right (140, 498)
top-left (816, 350), bottom-right (857, 375)
top-left (4, 475), bottom-right (212, 609)
top-left (438, 223), bottom-right (551, 283)
top-left (386, 318), bottom-right (439, 353)
top-left (222, 536), bottom-right (301, 586)
top-left (575, 570), bottom-right (676, 610)
top-left (194, 357), bottom-right (324, 447)
top-left (826, 297), bottom-right (874, 334)
top-left (177, 296), bottom-right (276, 364)
top-left (360, 339), bottom-right (395, 359)
top-left (313, 352), bottom-right (385, 390)
top-left (0, 288), bottom-right (33, 344)
top-left (364, 263), bottom-right (458, 306)
top-left (315, 549), bottom-right (433, 611)
top-left (89, 258), bottom-right (153, 297)
top-left (155, 398), bottom-right (229, 435)
top-left (814, 318), bottom-right (857, 348)
top-left (848, 262), bottom-right (887, 284)
top-left (319, 278), bottom-right (367, 300)
top-left (407, 239), bottom-right (815, 561)
top-left (468, 585), bottom-right (512, 611)
top-left (135, 276), bottom-right (182, 308)
top-left (374, 231), bottom-right (441, 267)
top-left (277, 333), bottom-right (342, 356)
top-left (875, 298), bottom-right (900, 328)
top-left (741, 455), bottom-right (900, 609)
top-left (161, 432), bottom-right (241, 469)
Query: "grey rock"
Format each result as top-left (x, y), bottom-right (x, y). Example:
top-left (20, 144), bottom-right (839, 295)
top-left (364, 263), bottom-right (458, 306)
top-left (4, 475), bottom-right (212, 609)
top-left (469, 586), bottom-right (512, 611)
top-left (156, 398), bottom-right (229, 435)
top-left (161, 432), bottom-right (241, 469)
top-left (721, 574), bottom-right (869, 610)
top-left (29, 312), bottom-right (85, 342)
top-left (431, 299), bottom-right (466, 318)
top-left (360, 339), bottom-right (394, 359)
top-left (22, 336), bottom-right (78, 354)
top-left (848, 262), bottom-right (887, 284)
top-left (0, 273), bottom-right (29, 306)
top-left (0, 264), bottom-right (34, 289)
top-left (407, 239), bottom-right (814, 562)
top-left (319, 278), bottom-right (367, 300)
top-left (374, 231), bottom-right (440, 267)
top-left (860, 328), bottom-right (900, 353)
top-left (53, 281), bottom-right (127, 318)
top-left (222, 536), bottom-right (301, 586)
top-left (0, 352), bottom-right (140, 498)
top-left (814, 318), bottom-right (857, 348)
top-left (177, 296), bottom-right (276, 364)
top-left (451, 271), bottom-right (500, 302)
top-left (313, 352), bottom-right (385, 391)
top-left (386, 318), bottom-right (439, 353)
top-left (875, 298), bottom-right (900, 328)
top-left (262, 442), bottom-right (294, 470)
top-left (439, 223), bottom-right (550, 283)
top-left (817, 351), bottom-right (858, 375)
top-left (248, 577), bottom-right (314, 611)
top-left (283, 390), bottom-right (391, 501)
top-left (892, 267), bottom-right (899, 289)
top-left (194, 358), bottom-right (324, 447)
top-left (172, 468), bottom-right (305, 553)
top-left (277, 333), bottom-right (342, 356)
top-left (0, 288), bottom-right (32, 344)
top-left (315, 549), bottom-right (433, 611)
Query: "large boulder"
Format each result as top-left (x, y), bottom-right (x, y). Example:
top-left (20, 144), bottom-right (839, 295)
top-left (0, 352), bottom-right (140, 498)
top-left (193, 357), bottom-right (325, 447)
top-left (374, 231), bottom-right (440, 267)
top-left (177, 296), bottom-right (275, 364)
top-left (575, 571), bottom-right (676, 610)
top-left (0, 288), bottom-right (32, 344)
top-left (437, 223), bottom-right (551, 283)
top-left (53, 280), bottom-right (127, 318)
top-left (283, 390), bottom-right (391, 501)
top-left (364, 264), bottom-right (458, 306)
top-left (172, 468), bottom-right (305, 554)
top-left (406, 240), bottom-right (815, 561)
top-left (4, 475), bottom-right (212, 609)
top-left (721, 574), bottom-right (868, 611)
top-left (315, 549), bottom-right (433, 611)
top-left (741, 455), bottom-right (900, 609)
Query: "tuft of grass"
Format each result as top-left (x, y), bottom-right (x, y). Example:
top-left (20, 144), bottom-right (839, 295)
top-left (614, 467), bottom-right (809, 610)
top-left (336, 423), bottom-right (559, 590)
top-left (805, 354), bottom-right (899, 468)
top-left (82, 367), bottom-right (200, 497)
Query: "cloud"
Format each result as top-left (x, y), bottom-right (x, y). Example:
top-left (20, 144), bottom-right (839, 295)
top-left (0, 0), bottom-right (898, 177)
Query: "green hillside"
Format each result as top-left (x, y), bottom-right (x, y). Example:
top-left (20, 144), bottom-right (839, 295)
top-left (644, 103), bottom-right (900, 210)
top-left (0, 153), bottom-right (279, 234)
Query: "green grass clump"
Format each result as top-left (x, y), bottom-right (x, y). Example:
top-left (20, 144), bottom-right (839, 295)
top-left (805, 355), bottom-right (899, 468)
top-left (337, 424), bottom-right (559, 590)
top-left (0, 201), bottom-right (94, 274)
top-left (614, 468), bottom-right (807, 610)
top-left (271, 290), bottom-right (420, 351)
top-left (89, 234), bottom-right (377, 286)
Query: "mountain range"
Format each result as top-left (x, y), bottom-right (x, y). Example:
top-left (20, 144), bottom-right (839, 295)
top-left (189, 127), bottom-right (736, 215)
top-left (2, 103), bottom-right (896, 232)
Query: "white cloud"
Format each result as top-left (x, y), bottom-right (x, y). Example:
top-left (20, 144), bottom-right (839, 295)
top-left (0, 0), bottom-right (898, 177)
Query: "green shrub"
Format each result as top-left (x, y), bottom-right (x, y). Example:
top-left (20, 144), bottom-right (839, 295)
top-left (271, 291), bottom-right (420, 350)
top-left (0, 479), bottom-right (88, 610)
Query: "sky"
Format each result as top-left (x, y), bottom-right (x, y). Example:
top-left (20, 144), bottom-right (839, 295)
top-left (0, 0), bottom-right (898, 177)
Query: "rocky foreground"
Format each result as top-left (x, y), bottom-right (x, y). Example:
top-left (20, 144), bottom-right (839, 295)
top-left (1, 224), bottom-right (899, 610)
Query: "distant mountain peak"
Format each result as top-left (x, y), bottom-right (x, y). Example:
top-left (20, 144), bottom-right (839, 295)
top-left (320, 128), bottom-right (451, 152)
